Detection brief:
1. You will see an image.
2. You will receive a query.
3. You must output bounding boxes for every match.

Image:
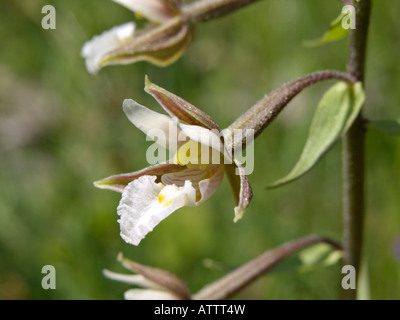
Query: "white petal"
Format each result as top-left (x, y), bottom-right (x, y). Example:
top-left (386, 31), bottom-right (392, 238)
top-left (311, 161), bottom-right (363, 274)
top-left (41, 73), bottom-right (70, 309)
top-left (117, 176), bottom-right (196, 245)
top-left (178, 124), bottom-right (222, 151)
top-left (123, 99), bottom-right (183, 150)
top-left (81, 22), bottom-right (135, 74)
top-left (177, 122), bottom-right (233, 164)
top-left (161, 167), bottom-right (208, 188)
top-left (124, 289), bottom-right (179, 300)
top-left (197, 165), bottom-right (225, 205)
top-left (102, 269), bottom-right (163, 290)
top-left (113, 0), bottom-right (175, 23)
top-left (161, 165), bottom-right (224, 204)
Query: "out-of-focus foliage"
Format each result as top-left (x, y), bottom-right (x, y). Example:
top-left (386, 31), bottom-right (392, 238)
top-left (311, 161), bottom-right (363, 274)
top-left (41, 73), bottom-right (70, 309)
top-left (368, 120), bottom-right (400, 135)
top-left (0, 0), bottom-right (399, 299)
top-left (302, 11), bottom-right (349, 47)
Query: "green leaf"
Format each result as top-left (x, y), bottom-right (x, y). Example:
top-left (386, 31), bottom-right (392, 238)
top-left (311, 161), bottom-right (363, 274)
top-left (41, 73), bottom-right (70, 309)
top-left (303, 12), bottom-right (349, 47)
top-left (267, 82), bottom-right (365, 189)
top-left (367, 119), bottom-right (400, 135)
top-left (342, 82), bottom-right (365, 133)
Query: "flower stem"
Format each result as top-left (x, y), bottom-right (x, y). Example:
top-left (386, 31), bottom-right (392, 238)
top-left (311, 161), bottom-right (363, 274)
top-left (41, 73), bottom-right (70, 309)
top-left (192, 235), bottom-right (342, 300)
top-left (341, 0), bottom-right (371, 300)
top-left (182, 0), bottom-right (261, 23)
top-left (225, 70), bottom-right (356, 151)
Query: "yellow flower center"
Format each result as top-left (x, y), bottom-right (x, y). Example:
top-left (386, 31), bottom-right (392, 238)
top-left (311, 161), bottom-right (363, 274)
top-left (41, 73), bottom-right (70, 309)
top-left (158, 190), bottom-right (174, 208)
top-left (134, 12), bottom-right (144, 20)
top-left (173, 140), bottom-right (215, 170)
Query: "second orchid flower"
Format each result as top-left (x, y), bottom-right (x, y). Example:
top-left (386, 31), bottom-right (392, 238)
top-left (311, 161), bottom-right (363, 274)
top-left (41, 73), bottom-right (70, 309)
top-left (81, 0), bottom-right (192, 74)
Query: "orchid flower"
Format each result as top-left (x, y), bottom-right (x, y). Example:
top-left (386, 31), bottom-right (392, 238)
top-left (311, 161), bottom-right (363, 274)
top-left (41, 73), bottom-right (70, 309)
top-left (81, 0), bottom-right (191, 74)
top-left (103, 253), bottom-right (191, 300)
top-left (95, 76), bottom-right (252, 246)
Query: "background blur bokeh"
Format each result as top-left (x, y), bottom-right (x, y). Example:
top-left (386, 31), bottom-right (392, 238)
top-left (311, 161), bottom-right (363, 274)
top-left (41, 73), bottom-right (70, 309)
top-left (0, 0), bottom-right (399, 300)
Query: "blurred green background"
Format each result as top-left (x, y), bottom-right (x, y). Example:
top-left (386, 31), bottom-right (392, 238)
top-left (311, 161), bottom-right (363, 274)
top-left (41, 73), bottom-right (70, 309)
top-left (0, 0), bottom-right (399, 300)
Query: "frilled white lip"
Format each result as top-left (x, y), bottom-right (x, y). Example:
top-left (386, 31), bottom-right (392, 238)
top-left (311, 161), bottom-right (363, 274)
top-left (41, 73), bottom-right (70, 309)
top-left (81, 22), bottom-right (135, 74)
top-left (117, 164), bottom-right (224, 245)
top-left (117, 176), bottom-right (197, 245)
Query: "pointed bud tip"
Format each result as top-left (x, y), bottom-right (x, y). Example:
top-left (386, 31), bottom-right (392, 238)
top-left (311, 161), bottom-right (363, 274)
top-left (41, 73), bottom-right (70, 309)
top-left (233, 209), bottom-right (244, 223)
top-left (117, 253), bottom-right (142, 272)
top-left (102, 268), bottom-right (114, 279)
top-left (93, 180), bottom-right (103, 188)
top-left (122, 98), bottom-right (138, 115)
top-left (144, 74), bottom-right (151, 86)
top-left (93, 177), bottom-right (115, 189)
top-left (117, 252), bottom-right (124, 263)
top-left (144, 74), bottom-right (157, 93)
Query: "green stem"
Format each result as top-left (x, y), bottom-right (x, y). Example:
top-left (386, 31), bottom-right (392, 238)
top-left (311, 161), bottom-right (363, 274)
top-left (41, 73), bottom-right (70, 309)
top-left (341, 0), bottom-right (371, 300)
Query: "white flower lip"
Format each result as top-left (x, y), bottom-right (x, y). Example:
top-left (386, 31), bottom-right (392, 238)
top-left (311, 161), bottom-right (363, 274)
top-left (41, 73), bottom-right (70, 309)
top-left (81, 22), bottom-right (135, 74)
top-left (117, 176), bottom-right (197, 245)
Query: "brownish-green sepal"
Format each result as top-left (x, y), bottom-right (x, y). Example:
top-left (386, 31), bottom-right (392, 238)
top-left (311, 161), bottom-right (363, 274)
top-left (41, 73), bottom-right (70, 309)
top-left (225, 162), bottom-right (253, 222)
top-left (118, 253), bottom-right (191, 300)
top-left (145, 76), bottom-right (220, 131)
top-left (94, 163), bottom-right (185, 192)
top-left (100, 16), bottom-right (192, 69)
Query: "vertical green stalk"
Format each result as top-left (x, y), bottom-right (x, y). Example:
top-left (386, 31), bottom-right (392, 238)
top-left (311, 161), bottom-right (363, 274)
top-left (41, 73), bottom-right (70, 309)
top-left (342, 0), bottom-right (371, 300)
